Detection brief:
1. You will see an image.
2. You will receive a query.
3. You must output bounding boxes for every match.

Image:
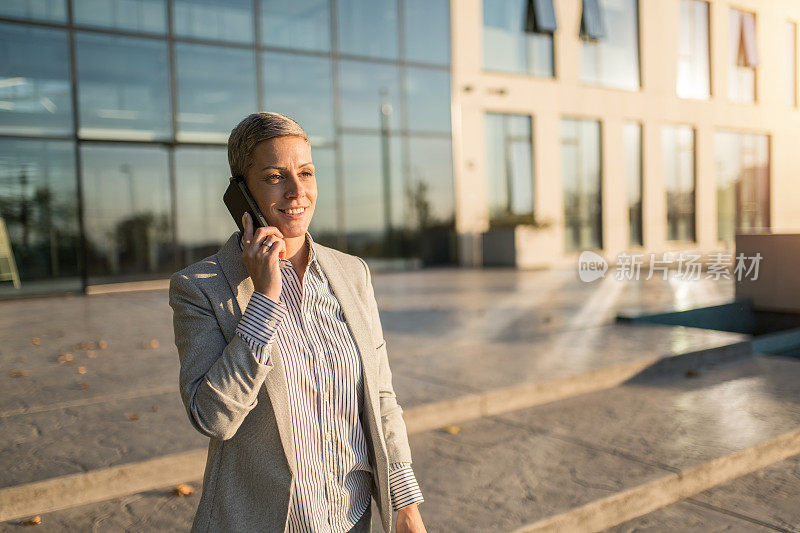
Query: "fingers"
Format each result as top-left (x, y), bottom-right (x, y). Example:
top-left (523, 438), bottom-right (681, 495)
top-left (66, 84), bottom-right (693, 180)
top-left (242, 212), bottom-right (253, 244)
top-left (242, 222), bottom-right (284, 255)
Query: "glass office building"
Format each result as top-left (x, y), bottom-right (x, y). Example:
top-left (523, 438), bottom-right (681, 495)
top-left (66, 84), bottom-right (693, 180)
top-left (0, 0), bottom-right (454, 296)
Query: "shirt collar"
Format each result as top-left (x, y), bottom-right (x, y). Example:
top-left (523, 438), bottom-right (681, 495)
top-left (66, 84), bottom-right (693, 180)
top-left (237, 230), bottom-right (321, 274)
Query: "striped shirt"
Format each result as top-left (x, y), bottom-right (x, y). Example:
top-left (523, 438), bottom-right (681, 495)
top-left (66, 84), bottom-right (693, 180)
top-left (234, 231), bottom-right (423, 532)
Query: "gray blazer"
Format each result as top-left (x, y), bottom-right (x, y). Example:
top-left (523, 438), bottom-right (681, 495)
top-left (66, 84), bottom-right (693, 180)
top-left (169, 232), bottom-right (413, 533)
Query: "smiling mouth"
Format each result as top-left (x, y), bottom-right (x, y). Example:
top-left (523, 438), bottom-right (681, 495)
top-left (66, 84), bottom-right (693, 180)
top-left (278, 207), bottom-right (307, 215)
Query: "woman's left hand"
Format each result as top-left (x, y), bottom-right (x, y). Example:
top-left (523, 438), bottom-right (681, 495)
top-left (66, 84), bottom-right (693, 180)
top-left (396, 504), bottom-right (427, 533)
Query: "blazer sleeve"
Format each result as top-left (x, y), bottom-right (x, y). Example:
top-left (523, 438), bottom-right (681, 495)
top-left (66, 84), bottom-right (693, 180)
top-left (357, 257), bottom-right (413, 465)
top-left (169, 271), bottom-right (279, 441)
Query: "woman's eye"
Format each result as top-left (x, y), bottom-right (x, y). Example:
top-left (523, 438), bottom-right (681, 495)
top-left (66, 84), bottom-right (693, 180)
top-left (302, 171), bottom-right (314, 177)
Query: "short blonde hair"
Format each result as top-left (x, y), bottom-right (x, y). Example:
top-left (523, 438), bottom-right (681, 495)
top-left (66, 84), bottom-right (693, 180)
top-left (227, 112), bottom-right (309, 178)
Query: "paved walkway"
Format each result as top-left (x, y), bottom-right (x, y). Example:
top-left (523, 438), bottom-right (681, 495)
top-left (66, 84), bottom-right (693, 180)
top-left (5, 266), bottom-right (787, 532)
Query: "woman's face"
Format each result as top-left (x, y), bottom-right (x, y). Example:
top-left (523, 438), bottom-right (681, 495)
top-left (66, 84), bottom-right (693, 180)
top-left (245, 135), bottom-right (316, 239)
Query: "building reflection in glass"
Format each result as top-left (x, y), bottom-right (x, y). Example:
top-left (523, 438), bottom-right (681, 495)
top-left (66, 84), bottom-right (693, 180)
top-left (0, 139), bottom-right (81, 295)
top-left (0, 23), bottom-right (72, 136)
top-left (663, 125), bottom-right (696, 243)
top-left (581, 0), bottom-right (640, 90)
top-left (715, 132), bottom-right (769, 242)
top-left (80, 144), bottom-right (173, 282)
top-left (562, 119), bottom-right (602, 252)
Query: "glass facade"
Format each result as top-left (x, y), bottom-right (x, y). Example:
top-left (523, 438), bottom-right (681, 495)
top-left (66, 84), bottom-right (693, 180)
top-left (624, 122), bottom-right (642, 247)
top-left (561, 119), bottom-right (602, 252)
top-left (483, 0), bottom-right (554, 77)
top-left (0, 23), bottom-right (73, 136)
top-left (581, 0), bottom-right (640, 90)
top-left (662, 125), bottom-right (695, 242)
top-left (0, 0), bottom-right (454, 296)
top-left (715, 132), bottom-right (770, 242)
top-left (677, 0), bottom-right (710, 99)
top-left (729, 8), bottom-right (757, 103)
top-left (485, 113), bottom-right (534, 222)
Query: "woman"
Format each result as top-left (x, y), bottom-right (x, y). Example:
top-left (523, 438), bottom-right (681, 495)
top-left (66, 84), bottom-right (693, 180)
top-left (169, 112), bottom-right (427, 533)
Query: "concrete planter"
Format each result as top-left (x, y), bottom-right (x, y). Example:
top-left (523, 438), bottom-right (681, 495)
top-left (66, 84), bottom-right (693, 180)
top-left (482, 224), bottom-right (559, 269)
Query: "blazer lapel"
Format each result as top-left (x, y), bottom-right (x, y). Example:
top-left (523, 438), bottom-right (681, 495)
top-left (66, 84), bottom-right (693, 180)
top-left (216, 232), bottom-right (297, 476)
top-left (313, 246), bottom-right (387, 464)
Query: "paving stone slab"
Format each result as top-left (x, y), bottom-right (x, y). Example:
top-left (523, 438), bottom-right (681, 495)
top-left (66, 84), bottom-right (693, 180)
top-left (609, 454), bottom-right (800, 532)
top-left (497, 355), bottom-right (800, 475)
top-left (0, 482), bottom-right (202, 532)
top-left (0, 392), bottom-right (206, 489)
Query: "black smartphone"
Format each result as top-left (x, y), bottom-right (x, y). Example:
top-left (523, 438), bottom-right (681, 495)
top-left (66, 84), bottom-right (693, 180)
top-left (223, 176), bottom-right (269, 234)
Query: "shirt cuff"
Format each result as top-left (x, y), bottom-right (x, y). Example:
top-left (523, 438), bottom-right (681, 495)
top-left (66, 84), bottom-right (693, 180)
top-left (389, 462), bottom-right (424, 511)
top-left (235, 291), bottom-right (288, 365)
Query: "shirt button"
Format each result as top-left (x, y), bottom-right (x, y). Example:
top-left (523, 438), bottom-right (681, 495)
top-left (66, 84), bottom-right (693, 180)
top-left (267, 319), bottom-right (277, 327)
top-left (325, 432), bottom-right (331, 441)
top-left (327, 472), bottom-right (334, 481)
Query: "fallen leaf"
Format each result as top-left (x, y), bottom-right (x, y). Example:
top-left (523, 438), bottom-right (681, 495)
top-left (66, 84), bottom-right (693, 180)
top-left (17, 356), bottom-right (25, 363)
top-left (126, 413), bottom-right (139, 421)
top-left (79, 382), bottom-right (89, 390)
top-left (441, 425), bottom-right (462, 434)
top-left (152, 405), bottom-right (159, 412)
top-left (149, 339), bottom-right (159, 349)
top-left (20, 515), bottom-right (41, 526)
top-left (31, 338), bottom-right (41, 346)
top-left (87, 350), bottom-right (97, 358)
top-left (79, 341), bottom-right (91, 350)
top-left (57, 353), bottom-right (74, 364)
top-left (173, 484), bottom-right (194, 496)
top-left (10, 369), bottom-right (28, 378)
top-left (97, 340), bottom-right (108, 350)
top-left (77, 366), bottom-right (87, 374)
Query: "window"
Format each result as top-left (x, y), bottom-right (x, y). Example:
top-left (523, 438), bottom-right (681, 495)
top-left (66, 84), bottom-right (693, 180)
top-left (174, 146), bottom-right (232, 266)
top-left (340, 133), bottom-right (403, 257)
top-left (405, 67), bottom-right (451, 134)
top-left (0, 0), bottom-right (66, 23)
top-left (788, 22), bottom-right (797, 107)
top-left (715, 132), bottom-right (769, 242)
top-left (405, 0), bottom-right (450, 65)
top-left (173, 0), bottom-right (253, 44)
top-left (263, 53), bottom-right (334, 146)
top-left (260, 0), bottom-right (329, 52)
top-left (337, 0), bottom-right (398, 60)
top-left (175, 44), bottom-right (256, 143)
top-left (80, 144), bottom-right (173, 281)
top-left (73, 0), bottom-right (167, 34)
top-left (662, 125), bottom-right (695, 242)
top-left (0, 139), bottom-right (81, 296)
top-left (75, 33), bottom-right (171, 141)
top-left (581, 0), bottom-right (640, 90)
top-left (485, 113), bottom-right (534, 222)
top-left (729, 8), bottom-right (757, 103)
top-left (483, 0), bottom-right (554, 76)
top-left (338, 61), bottom-right (401, 132)
top-left (624, 123), bottom-right (643, 247)
top-left (677, 0), bottom-right (710, 99)
top-left (561, 118), bottom-right (602, 252)
top-left (0, 23), bottom-right (73, 136)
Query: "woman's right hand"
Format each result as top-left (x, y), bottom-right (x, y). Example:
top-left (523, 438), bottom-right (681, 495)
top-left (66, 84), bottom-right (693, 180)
top-left (241, 212), bottom-right (286, 301)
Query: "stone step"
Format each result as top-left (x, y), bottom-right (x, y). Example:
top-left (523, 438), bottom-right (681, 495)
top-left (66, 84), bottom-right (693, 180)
top-left (5, 355), bottom-right (798, 532)
top-left (608, 453), bottom-right (800, 532)
top-left (0, 322), bottom-right (748, 492)
top-left (383, 355), bottom-right (800, 532)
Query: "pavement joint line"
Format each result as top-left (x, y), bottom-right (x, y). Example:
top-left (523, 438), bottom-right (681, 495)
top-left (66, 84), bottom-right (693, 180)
top-left (511, 427), bottom-right (800, 533)
top-left (684, 497), bottom-right (795, 533)
top-left (0, 385), bottom-right (176, 418)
